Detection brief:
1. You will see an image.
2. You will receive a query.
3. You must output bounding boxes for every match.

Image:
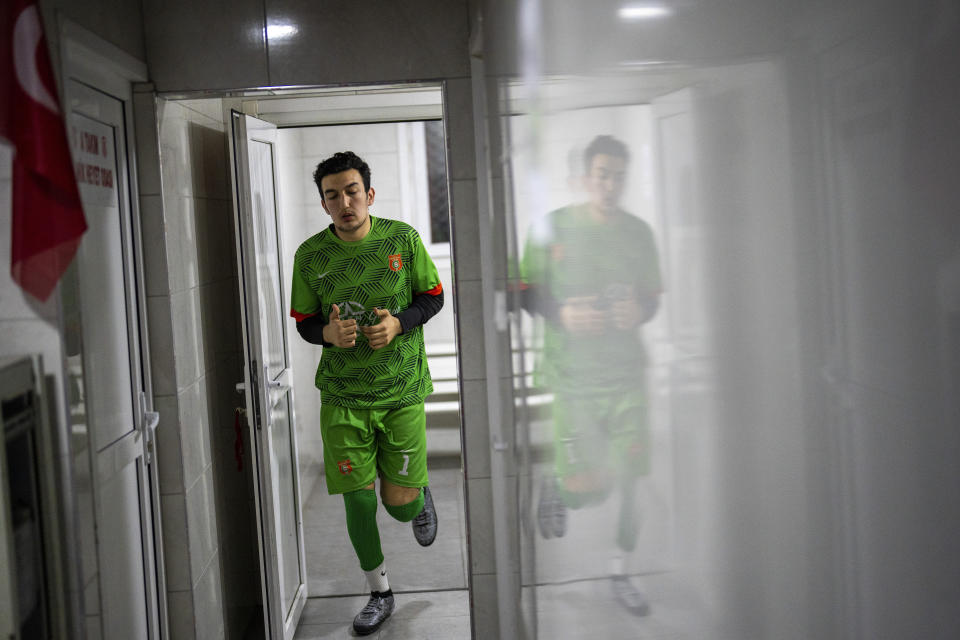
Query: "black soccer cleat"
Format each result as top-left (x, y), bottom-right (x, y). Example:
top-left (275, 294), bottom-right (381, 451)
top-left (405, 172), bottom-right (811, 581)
top-left (610, 575), bottom-right (651, 617)
top-left (412, 486), bottom-right (438, 546)
top-left (352, 589), bottom-right (395, 635)
top-left (537, 475), bottom-right (567, 539)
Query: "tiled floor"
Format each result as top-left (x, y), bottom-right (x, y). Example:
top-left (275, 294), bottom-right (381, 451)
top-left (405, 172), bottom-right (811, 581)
top-left (294, 380), bottom-right (704, 639)
top-left (295, 462), bottom-right (471, 638)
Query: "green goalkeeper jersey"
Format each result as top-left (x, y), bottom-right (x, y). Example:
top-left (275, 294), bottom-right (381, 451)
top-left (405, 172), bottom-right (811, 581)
top-left (290, 216), bottom-right (442, 409)
top-left (521, 204), bottom-right (663, 391)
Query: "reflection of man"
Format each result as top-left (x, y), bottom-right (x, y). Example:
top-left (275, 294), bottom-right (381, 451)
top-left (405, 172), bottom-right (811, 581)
top-left (290, 151), bottom-right (443, 635)
top-left (521, 135), bottom-right (662, 615)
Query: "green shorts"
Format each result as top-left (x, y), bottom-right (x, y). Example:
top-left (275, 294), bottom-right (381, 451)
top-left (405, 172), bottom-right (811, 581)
top-left (320, 403), bottom-right (428, 494)
top-left (551, 389), bottom-right (650, 480)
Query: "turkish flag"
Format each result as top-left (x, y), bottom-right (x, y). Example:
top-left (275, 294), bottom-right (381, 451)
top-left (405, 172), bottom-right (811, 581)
top-left (1, 0), bottom-right (86, 301)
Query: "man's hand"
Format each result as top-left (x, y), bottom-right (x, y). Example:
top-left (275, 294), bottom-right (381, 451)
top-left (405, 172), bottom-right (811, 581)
top-left (611, 298), bottom-right (644, 331)
top-left (323, 304), bottom-right (358, 347)
top-left (361, 307), bottom-right (402, 350)
top-left (559, 296), bottom-right (605, 335)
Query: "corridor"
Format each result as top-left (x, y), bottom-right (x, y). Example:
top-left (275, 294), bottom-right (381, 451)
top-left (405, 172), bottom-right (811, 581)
top-left (294, 464), bottom-right (470, 639)
top-left (2, 0), bottom-right (960, 638)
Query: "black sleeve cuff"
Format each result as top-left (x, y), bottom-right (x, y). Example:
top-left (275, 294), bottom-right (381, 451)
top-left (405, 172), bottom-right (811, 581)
top-left (395, 289), bottom-right (444, 334)
top-left (296, 314), bottom-right (331, 346)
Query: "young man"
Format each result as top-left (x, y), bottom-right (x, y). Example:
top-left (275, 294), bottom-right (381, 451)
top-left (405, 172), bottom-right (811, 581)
top-left (520, 135), bottom-right (662, 616)
top-left (289, 151), bottom-right (443, 635)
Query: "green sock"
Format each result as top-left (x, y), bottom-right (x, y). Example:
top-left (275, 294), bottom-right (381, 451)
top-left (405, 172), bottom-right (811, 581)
top-left (343, 488), bottom-right (384, 571)
top-left (617, 478), bottom-right (640, 553)
top-left (383, 488), bottom-right (424, 522)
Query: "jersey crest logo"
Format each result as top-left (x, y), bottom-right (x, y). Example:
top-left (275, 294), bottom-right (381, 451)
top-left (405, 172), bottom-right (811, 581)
top-left (388, 254), bottom-right (403, 271)
top-left (337, 459), bottom-right (353, 474)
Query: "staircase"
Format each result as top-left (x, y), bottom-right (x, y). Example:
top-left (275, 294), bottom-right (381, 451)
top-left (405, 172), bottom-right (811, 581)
top-left (424, 343), bottom-right (462, 460)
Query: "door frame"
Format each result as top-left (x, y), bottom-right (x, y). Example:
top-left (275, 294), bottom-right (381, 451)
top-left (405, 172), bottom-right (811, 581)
top-left (57, 16), bottom-right (167, 640)
top-left (229, 111), bottom-right (309, 640)
top-left (159, 81), bottom-right (465, 637)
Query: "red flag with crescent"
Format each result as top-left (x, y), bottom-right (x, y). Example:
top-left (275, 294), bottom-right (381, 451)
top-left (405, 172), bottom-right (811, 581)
top-left (1, 0), bottom-right (86, 301)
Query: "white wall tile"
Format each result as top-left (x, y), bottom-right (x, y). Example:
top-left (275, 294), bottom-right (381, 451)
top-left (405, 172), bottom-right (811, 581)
top-left (195, 199), bottom-right (233, 286)
top-left (174, 196), bottom-right (199, 292)
top-left (461, 378), bottom-right (491, 479)
top-left (160, 493), bottom-right (190, 592)
top-left (199, 281), bottom-right (241, 371)
top-left (470, 572), bottom-right (500, 639)
top-left (277, 129), bottom-right (305, 209)
top-left (186, 465), bottom-right (218, 586)
top-left (181, 99), bottom-right (226, 130)
top-left (139, 194), bottom-right (170, 296)
top-left (466, 476), bottom-right (495, 574)
top-left (365, 152), bottom-right (401, 198)
top-left (178, 375), bottom-right (213, 490)
top-left (154, 394), bottom-right (184, 494)
top-left (84, 616), bottom-right (102, 640)
top-left (159, 104), bottom-right (193, 199)
top-left (170, 287), bottom-right (204, 389)
top-left (450, 179), bottom-right (481, 282)
top-left (165, 589), bottom-right (195, 640)
top-left (192, 549), bottom-right (226, 639)
top-left (83, 572), bottom-right (100, 615)
top-left (452, 279), bottom-right (485, 381)
top-left (443, 78), bottom-right (478, 182)
top-left (159, 194), bottom-right (184, 293)
top-left (146, 295), bottom-right (177, 396)
top-left (300, 122), bottom-right (399, 157)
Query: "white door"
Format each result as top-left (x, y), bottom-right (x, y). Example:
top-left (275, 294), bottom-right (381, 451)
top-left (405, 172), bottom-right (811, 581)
top-left (229, 111), bottom-right (307, 640)
top-left (64, 79), bottom-right (163, 639)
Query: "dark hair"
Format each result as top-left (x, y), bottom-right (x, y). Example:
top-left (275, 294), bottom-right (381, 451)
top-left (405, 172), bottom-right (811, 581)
top-left (583, 135), bottom-right (630, 173)
top-left (313, 151), bottom-right (371, 199)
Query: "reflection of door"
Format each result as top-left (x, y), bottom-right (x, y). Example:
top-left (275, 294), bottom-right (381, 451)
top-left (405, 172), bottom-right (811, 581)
top-left (64, 79), bottom-right (163, 639)
top-left (229, 111), bottom-right (307, 640)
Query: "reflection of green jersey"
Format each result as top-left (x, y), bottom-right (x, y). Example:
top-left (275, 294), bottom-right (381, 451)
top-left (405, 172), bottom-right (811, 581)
top-left (290, 216), bottom-right (442, 409)
top-left (521, 204), bottom-right (662, 389)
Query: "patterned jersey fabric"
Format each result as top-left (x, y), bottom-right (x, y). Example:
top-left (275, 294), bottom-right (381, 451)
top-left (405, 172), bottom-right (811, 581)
top-left (521, 204), bottom-right (663, 391)
top-left (290, 216), bottom-right (441, 408)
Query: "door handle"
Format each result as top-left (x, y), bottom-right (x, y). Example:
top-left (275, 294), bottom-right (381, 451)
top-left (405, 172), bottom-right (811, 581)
top-left (139, 391), bottom-right (160, 464)
top-left (267, 379), bottom-right (291, 393)
top-left (144, 410), bottom-right (159, 433)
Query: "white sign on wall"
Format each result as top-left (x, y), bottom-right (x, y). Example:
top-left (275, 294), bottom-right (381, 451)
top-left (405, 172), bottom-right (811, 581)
top-left (70, 114), bottom-right (118, 208)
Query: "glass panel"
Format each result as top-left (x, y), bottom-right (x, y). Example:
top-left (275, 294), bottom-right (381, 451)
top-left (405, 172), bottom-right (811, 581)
top-left (60, 262), bottom-right (100, 622)
top-left (269, 393), bottom-right (302, 615)
top-left (3, 393), bottom-right (50, 637)
top-left (249, 139), bottom-right (287, 381)
top-left (97, 460), bottom-right (149, 640)
top-left (68, 112), bottom-right (135, 452)
top-left (424, 120), bottom-right (450, 244)
top-left (507, 97), bottom-right (677, 635)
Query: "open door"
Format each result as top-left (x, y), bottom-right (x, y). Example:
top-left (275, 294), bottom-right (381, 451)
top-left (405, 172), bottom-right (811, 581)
top-left (228, 111), bottom-right (307, 639)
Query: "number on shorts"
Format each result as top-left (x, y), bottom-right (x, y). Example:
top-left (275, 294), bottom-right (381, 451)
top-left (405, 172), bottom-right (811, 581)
top-left (399, 454), bottom-right (410, 476)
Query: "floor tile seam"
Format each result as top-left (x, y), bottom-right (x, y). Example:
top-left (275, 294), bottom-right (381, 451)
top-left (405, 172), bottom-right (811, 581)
top-left (531, 568), bottom-right (673, 589)
top-left (304, 586), bottom-right (469, 600)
